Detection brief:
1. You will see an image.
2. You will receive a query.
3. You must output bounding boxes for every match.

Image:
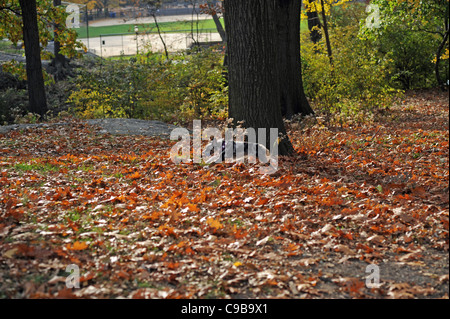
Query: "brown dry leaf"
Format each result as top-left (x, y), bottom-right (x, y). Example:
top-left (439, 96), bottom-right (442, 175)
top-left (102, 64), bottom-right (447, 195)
top-left (3, 247), bottom-right (18, 259)
top-left (409, 286), bottom-right (436, 296)
top-left (398, 213), bottom-right (415, 224)
top-left (388, 282), bottom-right (411, 291)
top-left (298, 258), bottom-right (319, 267)
top-left (55, 288), bottom-right (78, 299)
top-left (48, 276), bottom-right (66, 284)
top-left (387, 290), bottom-right (415, 299)
top-left (398, 251), bottom-right (422, 262)
top-left (367, 235), bottom-right (385, 245)
top-left (334, 244), bottom-right (356, 255)
top-left (320, 224), bottom-right (334, 233)
top-left (439, 274), bottom-right (449, 283)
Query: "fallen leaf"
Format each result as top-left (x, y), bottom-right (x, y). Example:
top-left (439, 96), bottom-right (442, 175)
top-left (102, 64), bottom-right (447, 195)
top-left (3, 247), bottom-right (18, 259)
top-left (67, 241), bottom-right (88, 251)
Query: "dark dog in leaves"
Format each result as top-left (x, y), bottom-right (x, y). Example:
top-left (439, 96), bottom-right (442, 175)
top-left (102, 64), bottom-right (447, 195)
top-left (203, 138), bottom-right (275, 164)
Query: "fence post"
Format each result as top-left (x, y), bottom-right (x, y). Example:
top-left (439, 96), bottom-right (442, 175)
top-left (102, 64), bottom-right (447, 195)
top-left (100, 34), bottom-right (102, 59)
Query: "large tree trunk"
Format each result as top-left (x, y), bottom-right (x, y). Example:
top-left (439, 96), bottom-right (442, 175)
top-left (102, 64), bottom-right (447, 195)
top-left (224, 0), bottom-right (294, 156)
top-left (18, 0), bottom-right (48, 117)
top-left (277, 0), bottom-right (314, 118)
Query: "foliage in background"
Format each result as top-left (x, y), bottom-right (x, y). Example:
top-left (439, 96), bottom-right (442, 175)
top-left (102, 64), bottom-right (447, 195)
top-left (301, 6), bottom-right (399, 123)
top-left (67, 48), bottom-right (227, 123)
top-left (300, 0), bottom-right (449, 123)
top-left (302, 0), bottom-right (352, 17)
top-left (1, 1), bottom-right (447, 126)
top-left (359, 0), bottom-right (449, 90)
top-left (0, 0), bottom-right (86, 80)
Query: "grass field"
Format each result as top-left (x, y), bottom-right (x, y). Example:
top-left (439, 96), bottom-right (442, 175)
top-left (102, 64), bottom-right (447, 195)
top-left (76, 18), bottom-right (309, 38)
top-left (76, 18), bottom-right (224, 38)
top-left (0, 40), bottom-right (23, 55)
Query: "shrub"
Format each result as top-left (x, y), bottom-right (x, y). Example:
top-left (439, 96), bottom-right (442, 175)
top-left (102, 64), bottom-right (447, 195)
top-left (358, 0), bottom-right (449, 90)
top-left (301, 23), bottom-right (399, 123)
top-left (363, 24), bottom-right (441, 90)
top-left (67, 49), bottom-right (228, 123)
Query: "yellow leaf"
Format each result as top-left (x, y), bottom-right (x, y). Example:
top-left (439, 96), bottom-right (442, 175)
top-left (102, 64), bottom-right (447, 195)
top-left (206, 217), bottom-right (223, 230)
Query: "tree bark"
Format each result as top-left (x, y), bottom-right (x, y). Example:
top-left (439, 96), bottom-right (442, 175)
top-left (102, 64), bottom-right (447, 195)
top-left (152, 13), bottom-right (170, 60)
top-left (51, 0), bottom-right (70, 81)
top-left (224, 0), bottom-right (294, 156)
top-left (435, 28), bottom-right (449, 90)
top-left (277, 0), bottom-right (314, 118)
top-left (206, 1), bottom-right (226, 43)
top-left (307, 10), bottom-right (322, 43)
top-left (18, 0), bottom-right (48, 117)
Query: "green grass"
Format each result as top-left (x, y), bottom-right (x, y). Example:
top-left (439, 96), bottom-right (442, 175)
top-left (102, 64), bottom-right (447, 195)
top-left (77, 18), bottom-right (224, 38)
top-left (14, 163), bottom-right (60, 173)
top-left (0, 40), bottom-right (23, 55)
top-left (77, 18), bottom-right (309, 38)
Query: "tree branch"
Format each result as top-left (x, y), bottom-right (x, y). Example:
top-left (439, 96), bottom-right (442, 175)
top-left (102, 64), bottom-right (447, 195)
top-left (0, 5), bottom-right (22, 16)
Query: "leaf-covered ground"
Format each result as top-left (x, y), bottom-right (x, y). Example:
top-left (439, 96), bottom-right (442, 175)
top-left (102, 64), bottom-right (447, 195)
top-left (0, 89), bottom-right (448, 299)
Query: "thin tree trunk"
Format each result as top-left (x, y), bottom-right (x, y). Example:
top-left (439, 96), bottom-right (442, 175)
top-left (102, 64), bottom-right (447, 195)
top-left (206, 1), bottom-right (226, 42)
top-left (435, 28), bottom-right (449, 90)
top-left (152, 13), bottom-right (169, 60)
top-left (319, 0), bottom-right (333, 67)
top-left (190, 1), bottom-right (199, 49)
top-left (224, 0), bottom-right (294, 156)
top-left (53, 0), bottom-right (63, 62)
top-left (211, 12), bottom-right (226, 42)
top-left (18, 0), bottom-right (48, 117)
top-left (205, 1), bottom-right (228, 68)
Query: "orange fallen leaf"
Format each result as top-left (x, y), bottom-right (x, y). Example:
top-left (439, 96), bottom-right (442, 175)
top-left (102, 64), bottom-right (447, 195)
top-left (187, 203), bottom-right (200, 212)
top-left (67, 241), bottom-right (88, 251)
top-left (128, 171), bottom-right (142, 180)
top-left (206, 217), bottom-right (223, 230)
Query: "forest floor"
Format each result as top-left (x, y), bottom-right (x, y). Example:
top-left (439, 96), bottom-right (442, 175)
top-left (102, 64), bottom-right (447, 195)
top-left (0, 89), bottom-right (448, 299)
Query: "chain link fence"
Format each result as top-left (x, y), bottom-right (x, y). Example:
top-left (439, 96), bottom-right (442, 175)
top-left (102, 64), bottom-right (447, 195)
top-left (82, 30), bottom-right (221, 58)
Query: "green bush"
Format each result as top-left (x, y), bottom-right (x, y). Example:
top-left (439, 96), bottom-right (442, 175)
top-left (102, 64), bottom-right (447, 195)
top-left (67, 49), bottom-right (228, 123)
top-left (300, 1), bottom-right (448, 123)
top-left (301, 23), bottom-right (399, 123)
top-left (358, 0), bottom-right (449, 90)
top-left (364, 24), bottom-right (441, 90)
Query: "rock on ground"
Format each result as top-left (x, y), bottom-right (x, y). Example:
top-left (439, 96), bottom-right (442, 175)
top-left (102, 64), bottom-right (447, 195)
top-left (0, 118), bottom-right (182, 138)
